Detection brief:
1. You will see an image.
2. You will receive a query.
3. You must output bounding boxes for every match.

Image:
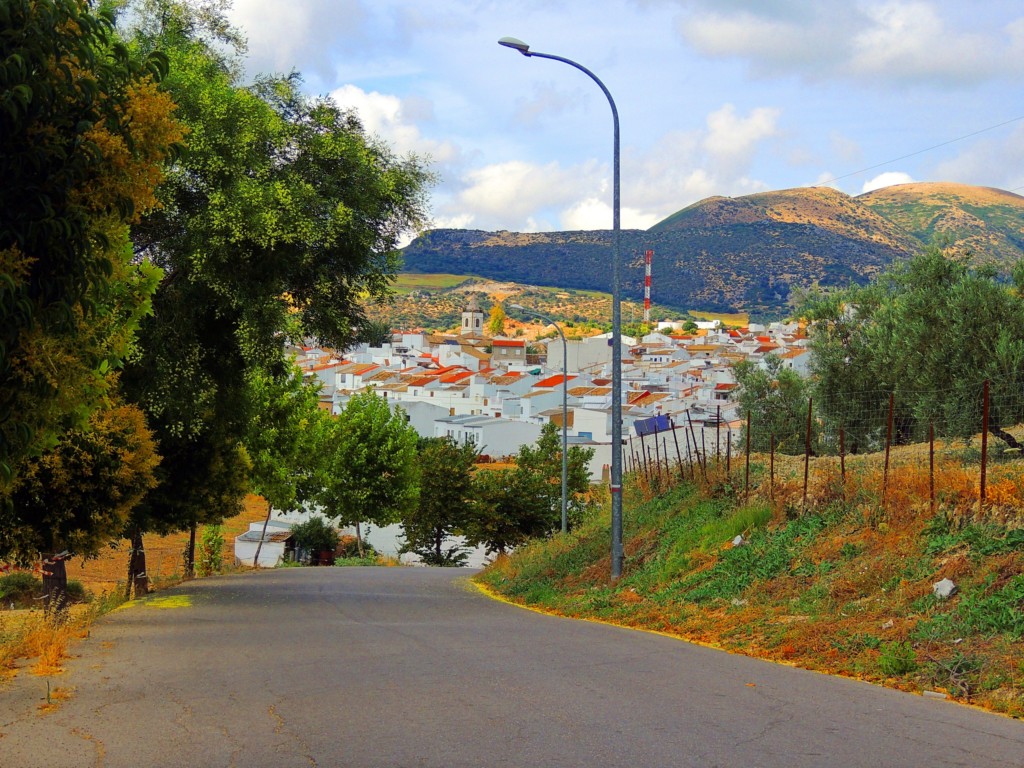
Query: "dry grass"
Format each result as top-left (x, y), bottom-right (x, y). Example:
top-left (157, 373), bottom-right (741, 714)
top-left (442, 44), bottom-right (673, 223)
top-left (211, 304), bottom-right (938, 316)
top-left (1, 496), bottom-right (270, 683)
top-left (479, 443), bottom-right (1024, 717)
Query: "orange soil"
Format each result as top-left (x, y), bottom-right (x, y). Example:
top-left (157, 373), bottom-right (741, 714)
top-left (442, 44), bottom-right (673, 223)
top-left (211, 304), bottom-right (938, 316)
top-left (66, 495), bottom-right (270, 593)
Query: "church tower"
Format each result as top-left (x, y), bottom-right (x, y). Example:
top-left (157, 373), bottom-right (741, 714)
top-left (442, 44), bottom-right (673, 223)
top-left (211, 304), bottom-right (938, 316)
top-left (461, 296), bottom-right (484, 336)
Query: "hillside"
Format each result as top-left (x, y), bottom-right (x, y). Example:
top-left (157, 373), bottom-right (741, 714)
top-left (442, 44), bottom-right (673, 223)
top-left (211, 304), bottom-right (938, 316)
top-left (477, 447), bottom-right (1024, 718)
top-left (858, 182), bottom-right (1024, 266)
top-left (402, 183), bottom-right (1024, 316)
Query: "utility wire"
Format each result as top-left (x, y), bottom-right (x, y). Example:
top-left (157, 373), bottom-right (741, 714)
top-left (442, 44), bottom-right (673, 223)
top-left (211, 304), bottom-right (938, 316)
top-left (814, 115), bottom-right (1024, 187)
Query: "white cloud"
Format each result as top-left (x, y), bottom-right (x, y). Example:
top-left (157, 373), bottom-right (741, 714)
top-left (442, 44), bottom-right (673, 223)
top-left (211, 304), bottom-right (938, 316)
top-left (861, 171), bottom-right (915, 192)
top-left (445, 159), bottom-right (604, 230)
top-left (703, 104), bottom-right (781, 171)
top-left (434, 101), bottom-right (782, 233)
top-left (672, 1), bottom-right (1024, 86)
top-left (329, 85), bottom-right (460, 165)
top-left (848, 2), bottom-right (996, 85)
top-left (930, 124), bottom-right (1024, 190)
top-left (229, 0), bottom-right (368, 81)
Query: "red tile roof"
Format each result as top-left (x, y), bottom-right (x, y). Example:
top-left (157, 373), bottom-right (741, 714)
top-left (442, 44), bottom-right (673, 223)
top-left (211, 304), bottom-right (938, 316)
top-left (492, 339), bottom-right (526, 348)
top-left (533, 374), bottom-right (576, 388)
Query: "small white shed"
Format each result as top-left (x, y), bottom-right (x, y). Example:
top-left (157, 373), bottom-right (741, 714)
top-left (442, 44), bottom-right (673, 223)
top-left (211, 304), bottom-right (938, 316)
top-left (234, 521), bottom-right (295, 568)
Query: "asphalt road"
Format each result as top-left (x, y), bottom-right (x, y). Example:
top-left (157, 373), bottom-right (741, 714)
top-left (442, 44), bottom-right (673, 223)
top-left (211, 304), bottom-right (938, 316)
top-left (1, 567), bottom-right (1022, 768)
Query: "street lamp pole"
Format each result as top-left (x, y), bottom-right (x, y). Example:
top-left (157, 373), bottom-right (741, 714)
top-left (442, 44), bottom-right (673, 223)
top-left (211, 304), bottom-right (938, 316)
top-left (511, 304), bottom-right (569, 535)
top-left (499, 37), bottom-right (623, 578)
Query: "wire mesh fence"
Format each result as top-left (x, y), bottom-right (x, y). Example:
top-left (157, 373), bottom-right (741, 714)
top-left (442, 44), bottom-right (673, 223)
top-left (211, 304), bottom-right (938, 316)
top-left (626, 378), bottom-right (1024, 523)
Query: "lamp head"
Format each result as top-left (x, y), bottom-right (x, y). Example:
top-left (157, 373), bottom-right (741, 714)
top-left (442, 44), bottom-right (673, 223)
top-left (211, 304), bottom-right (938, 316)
top-left (510, 303), bottom-right (525, 310)
top-left (498, 37), bottom-right (532, 56)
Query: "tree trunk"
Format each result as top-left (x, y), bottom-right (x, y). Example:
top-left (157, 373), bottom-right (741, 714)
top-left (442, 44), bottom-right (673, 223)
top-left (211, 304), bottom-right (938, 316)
top-left (184, 522), bottom-right (196, 578)
top-left (253, 502), bottom-right (273, 568)
top-left (125, 528), bottom-right (149, 600)
top-left (989, 420), bottom-right (1022, 450)
top-left (355, 522), bottom-right (364, 558)
top-left (41, 552), bottom-right (69, 616)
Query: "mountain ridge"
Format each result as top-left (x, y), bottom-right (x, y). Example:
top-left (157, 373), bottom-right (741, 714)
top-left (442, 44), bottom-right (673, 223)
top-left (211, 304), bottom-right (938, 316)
top-left (401, 182), bottom-right (1024, 316)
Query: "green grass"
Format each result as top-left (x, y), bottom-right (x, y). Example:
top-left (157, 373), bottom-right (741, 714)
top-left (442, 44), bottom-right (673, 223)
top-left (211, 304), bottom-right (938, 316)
top-left (476, 471), bottom-right (1024, 717)
top-left (393, 273), bottom-right (482, 294)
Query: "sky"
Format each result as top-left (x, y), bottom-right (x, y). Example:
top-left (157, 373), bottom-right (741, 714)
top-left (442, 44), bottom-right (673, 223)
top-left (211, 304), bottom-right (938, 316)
top-left (224, 0), bottom-right (1024, 234)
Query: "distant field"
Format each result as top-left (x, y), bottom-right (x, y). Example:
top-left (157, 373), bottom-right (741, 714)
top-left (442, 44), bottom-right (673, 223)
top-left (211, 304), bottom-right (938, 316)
top-left (393, 273), bottom-right (479, 294)
top-left (689, 309), bottom-right (750, 326)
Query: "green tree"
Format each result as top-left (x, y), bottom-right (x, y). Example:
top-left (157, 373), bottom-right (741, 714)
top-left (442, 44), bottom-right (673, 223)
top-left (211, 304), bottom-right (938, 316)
top-left (467, 466), bottom-right (551, 556)
top-left (516, 422), bottom-right (595, 526)
top-left (466, 424), bottom-right (594, 555)
top-left (357, 318), bottom-right (394, 348)
top-left (399, 437), bottom-right (478, 566)
top-left (236, 367), bottom-right (332, 570)
top-left (320, 393), bottom-right (419, 554)
top-left (289, 516), bottom-right (339, 565)
top-left (734, 357), bottom-right (815, 455)
top-left (117, 0), bottom-right (431, 571)
top-left (4, 397), bottom-right (159, 604)
top-left (805, 247), bottom-right (1024, 451)
top-left (0, 0), bottom-right (179, 488)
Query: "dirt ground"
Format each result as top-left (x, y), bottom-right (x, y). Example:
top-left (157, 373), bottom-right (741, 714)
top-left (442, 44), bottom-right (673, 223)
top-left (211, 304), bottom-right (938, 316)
top-left (64, 496), bottom-right (271, 594)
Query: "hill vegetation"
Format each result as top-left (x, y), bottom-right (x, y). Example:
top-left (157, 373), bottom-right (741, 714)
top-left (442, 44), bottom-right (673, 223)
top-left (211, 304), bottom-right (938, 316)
top-left (477, 453), bottom-right (1024, 718)
top-left (402, 183), bottom-right (1024, 317)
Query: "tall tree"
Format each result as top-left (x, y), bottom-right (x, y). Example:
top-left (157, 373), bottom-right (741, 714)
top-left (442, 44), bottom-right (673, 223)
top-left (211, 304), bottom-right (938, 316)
top-left (466, 424), bottom-right (594, 555)
top-left (116, 0), bottom-right (432, 564)
top-left (4, 397), bottom-right (159, 604)
top-left (734, 356), bottom-right (815, 455)
top-left (0, 0), bottom-right (179, 489)
top-left (319, 392), bottom-right (420, 553)
top-left (399, 437), bottom-right (478, 566)
top-left (516, 422), bottom-right (595, 525)
top-left (244, 368), bottom-right (331, 569)
top-left (806, 247), bottom-right (1024, 451)
top-left (488, 304), bottom-right (507, 337)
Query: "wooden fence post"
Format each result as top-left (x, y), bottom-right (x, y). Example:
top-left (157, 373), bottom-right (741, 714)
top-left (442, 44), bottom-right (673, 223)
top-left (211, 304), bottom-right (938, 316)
top-left (802, 398), bottom-right (812, 513)
top-left (929, 422), bottom-right (936, 515)
top-left (981, 379), bottom-right (989, 513)
top-left (882, 392), bottom-right (894, 510)
top-left (745, 411), bottom-right (751, 500)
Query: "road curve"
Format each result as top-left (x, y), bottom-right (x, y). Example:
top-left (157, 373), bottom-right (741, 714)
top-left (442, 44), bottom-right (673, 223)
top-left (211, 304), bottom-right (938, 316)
top-left (1, 567), bottom-right (1022, 768)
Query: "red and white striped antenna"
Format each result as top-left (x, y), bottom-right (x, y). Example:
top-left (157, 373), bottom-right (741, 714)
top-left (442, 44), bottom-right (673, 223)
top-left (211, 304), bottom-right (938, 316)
top-left (643, 249), bottom-right (653, 325)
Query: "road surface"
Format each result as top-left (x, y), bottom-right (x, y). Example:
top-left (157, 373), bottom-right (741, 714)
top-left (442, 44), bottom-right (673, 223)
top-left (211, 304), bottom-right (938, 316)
top-left (1, 567), bottom-right (1022, 767)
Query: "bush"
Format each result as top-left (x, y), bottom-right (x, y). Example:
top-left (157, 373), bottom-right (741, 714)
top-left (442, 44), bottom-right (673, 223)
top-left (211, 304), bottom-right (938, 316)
top-left (291, 517), bottom-right (340, 562)
top-left (196, 525), bottom-right (224, 577)
top-left (65, 580), bottom-right (90, 604)
top-left (0, 571), bottom-right (43, 607)
top-left (337, 534), bottom-right (375, 559)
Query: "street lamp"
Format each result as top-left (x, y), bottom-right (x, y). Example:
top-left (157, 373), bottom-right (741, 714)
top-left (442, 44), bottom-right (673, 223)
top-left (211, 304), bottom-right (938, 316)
top-left (511, 303), bottom-right (569, 534)
top-left (499, 37), bottom-right (624, 579)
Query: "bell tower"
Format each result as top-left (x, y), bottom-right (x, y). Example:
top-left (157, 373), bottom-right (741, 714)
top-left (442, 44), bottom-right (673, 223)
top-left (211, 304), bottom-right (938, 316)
top-left (461, 296), bottom-right (484, 336)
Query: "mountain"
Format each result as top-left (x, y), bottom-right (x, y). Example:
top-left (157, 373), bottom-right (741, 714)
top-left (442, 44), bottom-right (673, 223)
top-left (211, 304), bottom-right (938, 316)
top-left (401, 183), bottom-right (1024, 316)
top-left (858, 183), bottom-right (1024, 266)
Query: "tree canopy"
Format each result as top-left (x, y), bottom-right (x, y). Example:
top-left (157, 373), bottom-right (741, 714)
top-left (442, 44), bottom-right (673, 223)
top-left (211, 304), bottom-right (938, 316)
top-left (399, 437), bottom-right (478, 566)
top-left (805, 246), bottom-right (1024, 451)
top-left (319, 392), bottom-right (420, 532)
top-left (0, 0), bottom-right (179, 487)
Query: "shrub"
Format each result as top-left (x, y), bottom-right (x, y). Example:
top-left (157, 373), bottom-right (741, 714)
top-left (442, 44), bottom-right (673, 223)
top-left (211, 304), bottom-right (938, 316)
top-left (65, 580), bottom-right (89, 604)
top-left (291, 517), bottom-right (340, 561)
top-left (196, 525), bottom-right (224, 577)
top-left (0, 571), bottom-right (43, 607)
top-left (878, 641), bottom-right (918, 676)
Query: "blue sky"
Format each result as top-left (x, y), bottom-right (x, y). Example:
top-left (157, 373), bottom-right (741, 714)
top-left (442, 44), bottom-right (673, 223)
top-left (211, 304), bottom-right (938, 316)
top-left (226, 0), bottom-right (1024, 234)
